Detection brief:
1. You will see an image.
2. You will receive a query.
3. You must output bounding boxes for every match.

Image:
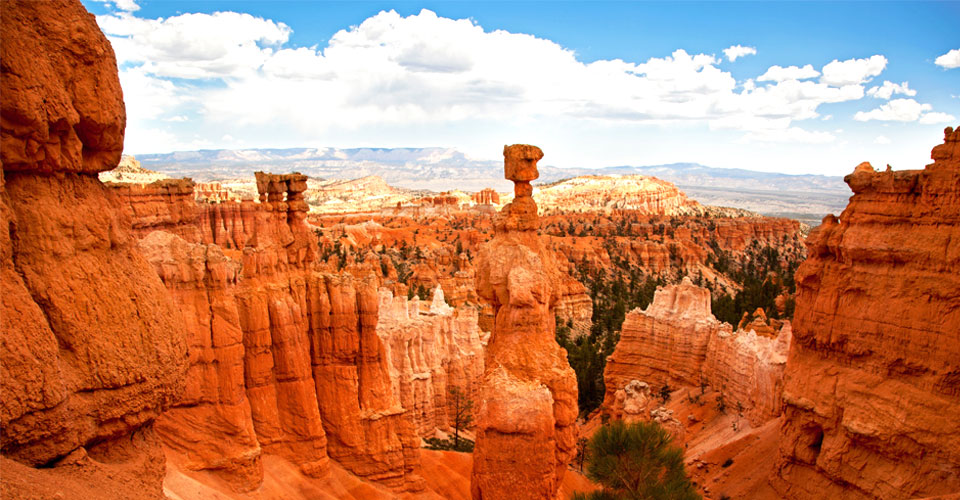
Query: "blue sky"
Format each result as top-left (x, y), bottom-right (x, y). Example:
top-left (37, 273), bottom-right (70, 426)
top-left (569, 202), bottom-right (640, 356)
top-left (82, 0), bottom-right (959, 176)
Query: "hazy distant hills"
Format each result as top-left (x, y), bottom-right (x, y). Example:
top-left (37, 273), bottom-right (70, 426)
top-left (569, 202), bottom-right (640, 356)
top-left (137, 147), bottom-right (850, 225)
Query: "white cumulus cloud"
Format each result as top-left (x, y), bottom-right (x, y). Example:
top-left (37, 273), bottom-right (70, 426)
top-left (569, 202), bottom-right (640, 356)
top-left (866, 81), bottom-right (916, 99)
top-left (854, 98), bottom-right (931, 122)
top-left (723, 45), bottom-right (757, 62)
top-left (918, 112), bottom-right (957, 124)
top-left (98, 11), bottom-right (291, 79)
top-left (757, 64), bottom-right (820, 82)
top-left (935, 48), bottom-right (960, 69)
top-left (820, 55), bottom-right (887, 86)
top-left (92, 0), bottom-right (140, 12)
top-left (874, 135), bottom-right (891, 144)
top-left (95, 9), bottom-right (894, 151)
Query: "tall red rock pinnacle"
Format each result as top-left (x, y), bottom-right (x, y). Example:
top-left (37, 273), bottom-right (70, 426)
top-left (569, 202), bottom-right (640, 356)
top-left (1, 0), bottom-right (187, 497)
top-left (470, 145), bottom-right (578, 500)
top-left (773, 127), bottom-right (960, 499)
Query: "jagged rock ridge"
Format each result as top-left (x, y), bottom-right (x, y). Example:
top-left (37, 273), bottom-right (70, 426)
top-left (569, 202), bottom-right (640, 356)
top-left (603, 279), bottom-right (792, 427)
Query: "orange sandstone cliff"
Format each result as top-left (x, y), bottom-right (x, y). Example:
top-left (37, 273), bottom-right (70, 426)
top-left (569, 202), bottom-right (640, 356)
top-left (377, 286), bottom-right (485, 438)
top-left (0, 1), bottom-right (187, 497)
top-left (114, 175), bottom-right (427, 492)
top-left (603, 279), bottom-right (791, 427)
top-left (772, 128), bottom-right (960, 499)
top-left (470, 145), bottom-right (579, 499)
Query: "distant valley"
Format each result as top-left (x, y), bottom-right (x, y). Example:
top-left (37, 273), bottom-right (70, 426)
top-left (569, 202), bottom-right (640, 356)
top-left (137, 147), bottom-right (850, 225)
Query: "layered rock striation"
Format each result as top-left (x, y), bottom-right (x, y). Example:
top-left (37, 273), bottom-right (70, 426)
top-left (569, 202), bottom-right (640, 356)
top-left (530, 174), bottom-right (704, 215)
top-left (471, 188), bottom-right (500, 205)
top-left (603, 279), bottom-right (791, 426)
top-left (470, 145), bottom-right (579, 500)
top-left (119, 174), bottom-right (426, 491)
top-left (377, 286), bottom-right (485, 438)
top-left (0, 1), bottom-right (187, 497)
top-left (773, 128), bottom-right (960, 499)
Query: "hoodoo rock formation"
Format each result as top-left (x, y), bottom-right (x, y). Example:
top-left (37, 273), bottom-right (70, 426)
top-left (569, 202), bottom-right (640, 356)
top-left (471, 187), bottom-right (500, 205)
top-left (603, 278), bottom-right (791, 427)
top-left (116, 174), bottom-right (427, 492)
top-left (377, 286), bottom-right (485, 438)
top-left (772, 128), bottom-right (960, 499)
top-left (470, 145), bottom-right (579, 500)
top-left (0, 0), bottom-right (187, 497)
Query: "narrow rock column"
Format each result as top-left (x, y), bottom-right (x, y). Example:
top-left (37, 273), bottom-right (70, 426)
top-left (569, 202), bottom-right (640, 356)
top-left (470, 145), bottom-right (578, 500)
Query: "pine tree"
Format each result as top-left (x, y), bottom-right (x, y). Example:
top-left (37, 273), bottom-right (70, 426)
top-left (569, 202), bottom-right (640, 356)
top-left (448, 386), bottom-right (474, 450)
top-left (572, 420), bottom-right (700, 500)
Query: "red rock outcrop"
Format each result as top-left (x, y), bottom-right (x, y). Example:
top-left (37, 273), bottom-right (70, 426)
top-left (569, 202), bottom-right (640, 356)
top-left (138, 230), bottom-right (263, 490)
top-left (472, 188), bottom-right (500, 205)
top-left (470, 145), bottom-right (578, 500)
top-left (117, 173), bottom-right (426, 491)
top-left (195, 181), bottom-right (241, 202)
top-left (772, 128), bottom-right (960, 499)
top-left (0, 1), bottom-right (187, 497)
top-left (377, 286), bottom-right (485, 438)
top-left (604, 279), bottom-right (722, 391)
top-left (703, 322), bottom-right (791, 425)
top-left (109, 178), bottom-right (202, 240)
top-left (603, 279), bottom-right (791, 427)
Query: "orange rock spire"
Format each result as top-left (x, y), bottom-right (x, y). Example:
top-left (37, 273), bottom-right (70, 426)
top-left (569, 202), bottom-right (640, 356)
top-left (470, 145), bottom-right (578, 499)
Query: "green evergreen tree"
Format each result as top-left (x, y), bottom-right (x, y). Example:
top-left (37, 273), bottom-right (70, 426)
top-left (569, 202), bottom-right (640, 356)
top-left (573, 421), bottom-right (700, 500)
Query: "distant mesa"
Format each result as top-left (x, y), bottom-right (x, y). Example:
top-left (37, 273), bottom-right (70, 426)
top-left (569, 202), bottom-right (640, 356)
top-left (527, 174), bottom-right (706, 216)
top-left (98, 155), bottom-right (170, 184)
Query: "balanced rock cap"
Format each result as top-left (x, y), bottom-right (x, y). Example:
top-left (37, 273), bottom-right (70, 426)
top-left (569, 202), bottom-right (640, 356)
top-left (503, 144), bottom-right (543, 182)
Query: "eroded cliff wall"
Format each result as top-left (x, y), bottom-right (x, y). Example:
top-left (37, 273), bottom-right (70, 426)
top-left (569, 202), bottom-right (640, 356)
top-left (0, 1), bottom-right (187, 497)
top-left (118, 176), bottom-right (425, 492)
top-left (772, 129), bottom-right (960, 499)
top-left (602, 279), bottom-right (791, 427)
top-left (377, 287), bottom-right (485, 438)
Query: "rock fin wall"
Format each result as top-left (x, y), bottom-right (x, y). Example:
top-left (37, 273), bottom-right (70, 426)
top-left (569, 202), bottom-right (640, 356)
top-left (773, 128), bottom-right (960, 499)
top-left (122, 176), bottom-right (425, 492)
top-left (602, 278), bottom-right (791, 427)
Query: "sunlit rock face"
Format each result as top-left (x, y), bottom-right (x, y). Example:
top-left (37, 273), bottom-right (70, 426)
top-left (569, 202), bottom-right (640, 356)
top-left (117, 173), bottom-right (426, 492)
top-left (602, 278), bottom-right (791, 427)
top-left (376, 286), bottom-right (485, 438)
top-left (0, 1), bottom-right (187, 497)
top-left (529, 174), bottom-right (703, 215)
top-left (772, 128), bottom-right (960, 500)
top-left (470, 145), bottom-right (579, 500)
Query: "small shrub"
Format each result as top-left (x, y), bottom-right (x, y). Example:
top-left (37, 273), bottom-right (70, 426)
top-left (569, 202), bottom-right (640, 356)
top-left (423, 436), bottom-right (475, 453)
